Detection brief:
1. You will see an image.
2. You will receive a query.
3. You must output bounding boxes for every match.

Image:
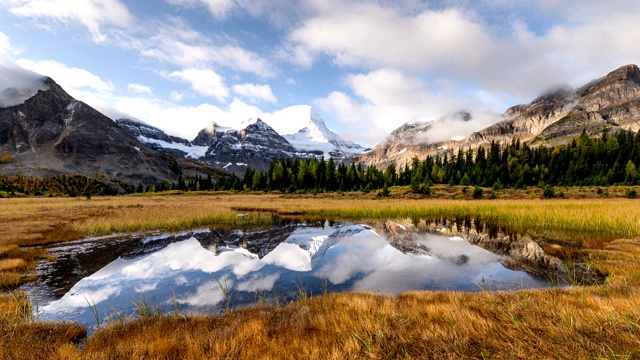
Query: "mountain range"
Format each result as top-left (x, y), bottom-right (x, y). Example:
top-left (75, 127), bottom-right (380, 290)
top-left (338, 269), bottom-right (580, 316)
top-left (2, 64), bottom-right (640, 185)
top-left (356, 64), bottom-right (640, 168)
top-left (0, 77), bottom-right (224, 186)
top-left (116, 105), bottom-right (363, 175)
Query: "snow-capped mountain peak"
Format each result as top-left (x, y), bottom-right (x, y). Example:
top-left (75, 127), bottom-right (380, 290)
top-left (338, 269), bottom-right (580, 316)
top-left (259, 105), bottom-right (363, 157)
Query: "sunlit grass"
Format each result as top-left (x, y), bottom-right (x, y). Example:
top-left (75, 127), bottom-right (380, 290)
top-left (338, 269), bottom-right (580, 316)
top-left (1, 191), bottom-right (640, 358)
top-left (0, 259), bottom-right (27, 272)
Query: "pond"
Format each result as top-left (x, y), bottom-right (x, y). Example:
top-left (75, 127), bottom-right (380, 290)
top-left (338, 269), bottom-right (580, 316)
top-left (22, 220), bottom-right (556, 331)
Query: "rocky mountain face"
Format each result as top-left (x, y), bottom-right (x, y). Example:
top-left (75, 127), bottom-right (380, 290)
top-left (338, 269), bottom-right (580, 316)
top-left (357, 64), bottom-right (640, 169)
top-left (115, 118), bottom-right (193, 158)
top-left (354, 111), bottom-right (483, 169)
top-left (0, 77), bottom-right (222, 185)
top-left (120, 118), bottom-right (310, 175)
top-left (121, 107), bottom-right (364, 175)
top-left (192, 119), bottom-right (303, 174)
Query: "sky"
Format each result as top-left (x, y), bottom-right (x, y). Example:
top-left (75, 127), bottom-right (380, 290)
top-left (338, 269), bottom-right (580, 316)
top-left (1, 0), bottom-right (640, 146)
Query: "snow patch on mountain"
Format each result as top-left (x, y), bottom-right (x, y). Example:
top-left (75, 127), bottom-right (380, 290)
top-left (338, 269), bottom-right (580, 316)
top-left (138, 135), bottom-right (208, 159)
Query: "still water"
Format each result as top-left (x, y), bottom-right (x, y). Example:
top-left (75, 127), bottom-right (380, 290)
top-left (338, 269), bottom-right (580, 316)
top-left (23, 221), bottom-right (550, 330)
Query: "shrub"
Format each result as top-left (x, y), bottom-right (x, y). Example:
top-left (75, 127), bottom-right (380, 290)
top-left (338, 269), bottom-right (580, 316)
top-left (627, 189), bottom-right (637, 198)
top-left (0, 154), bottom-right (12, 165)
top-left (378, 184), bottom-right (390, 197)
top-left (543, 186), bottom-right (555, 198)
top-left (472, 186), bottom-right (483, 199)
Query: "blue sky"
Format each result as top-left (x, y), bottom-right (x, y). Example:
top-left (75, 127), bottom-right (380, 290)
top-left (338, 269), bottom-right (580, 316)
top-left (1, 0), bottom-right (640, 146)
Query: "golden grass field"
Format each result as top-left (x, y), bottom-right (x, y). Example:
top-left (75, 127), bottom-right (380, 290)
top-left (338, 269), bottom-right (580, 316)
top-left (1, 187), bottom-right (640, 359)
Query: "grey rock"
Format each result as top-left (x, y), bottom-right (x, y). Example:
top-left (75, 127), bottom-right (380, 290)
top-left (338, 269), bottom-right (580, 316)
top-left (0, 77), bottom-right (220, 185)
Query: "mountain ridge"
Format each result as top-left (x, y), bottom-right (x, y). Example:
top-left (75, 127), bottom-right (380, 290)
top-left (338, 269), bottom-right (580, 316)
top-left (0, 77), bottom-right (224, 186)
top-left (120, 106), bottom-right (364, 175)
top-left (356, 64), bottom-right (640, 169)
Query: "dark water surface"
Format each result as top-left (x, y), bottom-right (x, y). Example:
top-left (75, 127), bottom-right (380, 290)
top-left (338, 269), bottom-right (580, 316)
top-left (22, 221), bottom-right (551, 331)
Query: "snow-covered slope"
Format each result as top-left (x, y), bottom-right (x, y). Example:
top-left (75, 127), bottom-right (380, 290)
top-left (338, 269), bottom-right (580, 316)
top-left (260, 105), bottom-right (364, 157)
top-left (118, 105), bottom-right (365, 175)
top-left (116, 118), bottom-right (209, 159)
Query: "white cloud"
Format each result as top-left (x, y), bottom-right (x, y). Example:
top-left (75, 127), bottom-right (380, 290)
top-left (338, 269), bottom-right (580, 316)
top-left (108, 98), bottom-right (263, 140)
top-left (0, 0), bottom-right (133, 43)
top-left (232, 83), bottom-right (277, 104)
top-left (0, 32), bottom-right (20, 56)
top-left (0, 60), bottom-right (48, 107)
top-left (288, 5), bottom-right (493, 71)
top-left (170, 91), bottom-right (185, 102)
top-left (127, 83), bottom-right (152, 95)
top-left (118, 17), bottom-right (275, 77)
top-left (15, 58), bottom-right (115, 93)
top-left (165, 0), bottom-right (308, 27)
top-left (166, 0), bottom-right (235, 20)
top-left (315, 68), bottom-right (476, 145)
top-left (167, 68), bottom-right (229, 102)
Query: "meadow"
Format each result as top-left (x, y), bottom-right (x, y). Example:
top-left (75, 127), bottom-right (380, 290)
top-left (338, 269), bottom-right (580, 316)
top-left (1, 186), bottom-right (640, 358)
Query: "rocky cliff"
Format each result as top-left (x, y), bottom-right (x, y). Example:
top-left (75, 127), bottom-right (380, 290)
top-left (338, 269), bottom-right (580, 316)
top-left (0, 77), bottom-right (221, 185)
top-left (192, 119), bottom-right (303, 174)
top-left (357, 64), bottom-right (640, 169)
top-left (120, 106), bottom-right (363, 176)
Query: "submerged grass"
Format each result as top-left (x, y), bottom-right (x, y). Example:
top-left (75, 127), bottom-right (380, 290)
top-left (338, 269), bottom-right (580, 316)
top-left (1, 191), bottom-right (640, 358)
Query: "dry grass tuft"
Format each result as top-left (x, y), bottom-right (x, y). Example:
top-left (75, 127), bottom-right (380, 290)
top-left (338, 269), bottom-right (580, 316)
top-left (0, 272), bottom-right (23, 289)
top-left (0, 259), bottom-right (27, 272)
top-left (1, 194), bottom-right (640, 358)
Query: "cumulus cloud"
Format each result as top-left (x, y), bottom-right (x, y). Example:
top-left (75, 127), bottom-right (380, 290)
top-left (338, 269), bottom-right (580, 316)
top-left (287, 0), bottom-right (639, 94)
top-left (16, 58), bottom-right (115, 94)
top-left (0, 0), bottom-right (133, 42)
top-left (232, 83), bottom-right (277, 104)
top-left (127, 83), bottom-right (152, 95)
top-left (288, 4), bottom-right (493, 71)
top-left (314, 68), bottom-right (491, 145)
top-left (0, 32), bottom-right (20, 56)
top-left (167, 68), bottom-right (229, 102)
top-left (107, 98), bottom-right (263, 140)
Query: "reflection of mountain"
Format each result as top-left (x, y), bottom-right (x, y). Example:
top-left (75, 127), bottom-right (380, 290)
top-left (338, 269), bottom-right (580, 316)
top-left (32, 222), bottom-right (548, 331)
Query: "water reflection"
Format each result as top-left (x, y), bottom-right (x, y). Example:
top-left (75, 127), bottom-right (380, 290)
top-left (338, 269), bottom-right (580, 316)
top-left (28, 221), bottom-right (550, 330)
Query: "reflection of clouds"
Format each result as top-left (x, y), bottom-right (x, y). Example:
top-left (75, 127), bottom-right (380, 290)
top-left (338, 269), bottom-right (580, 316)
top-left (174, 275), bottom-right (188, 286)
top-left (236, 273), bottom-right (280, 292)
top-left (37, 223), bottom-right (547, 328)
top-left (416, 234), bottom-right (498, 265)
top-left (135, 282), bottom-right (159, 293)
top-left (316, 231), bottom-right (511, 294)
top-left (178, 280), bottom-right (227, 307)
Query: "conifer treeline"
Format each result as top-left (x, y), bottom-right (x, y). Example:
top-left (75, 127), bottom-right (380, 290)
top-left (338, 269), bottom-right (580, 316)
top-left (2, 131), bottom-right (639, 196)
top-left (218, 130), bottom-right (640, 193)
top-left (0, 174), bottom-right (125, 197)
